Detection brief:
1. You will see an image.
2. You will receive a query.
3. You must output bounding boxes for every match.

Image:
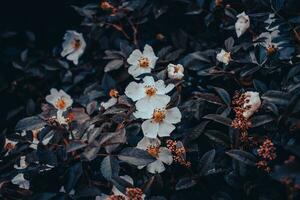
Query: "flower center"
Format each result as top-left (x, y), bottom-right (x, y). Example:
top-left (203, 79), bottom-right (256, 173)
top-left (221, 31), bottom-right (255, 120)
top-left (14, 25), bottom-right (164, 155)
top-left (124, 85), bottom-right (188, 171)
top-left (224, 52), bottom-right (231, 61)
top-left (152, 109), bottom-right (166, 123)
top-left (100, 1), bottom-right (114, 10)
top-left (109, 89), bottom-right (119, 98)
top-left (147, 145), bottom-right (160, 157)
top-left (72, 39), bottom-right (81, 50)
top-left (267, 44), bottom-right (276, 55)
top-left (174, 65), bottom-right (182, 73)
top-left (5, 142), bottom-right (15, 150)
top-left (138, 57), bottom-right (150, 68)
top-left (145, 86), bottom-right (157, 97)
top-left (55, 98), bottom-right (67, 110)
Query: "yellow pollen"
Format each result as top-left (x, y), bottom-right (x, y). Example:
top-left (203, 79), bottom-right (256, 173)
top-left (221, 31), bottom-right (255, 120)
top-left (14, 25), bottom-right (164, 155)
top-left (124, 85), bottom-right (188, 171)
top-left (224, 52), bottom-right (231, 61)
top-left (174, 65), bottom-right (182, 73)
top-left (138, 57), bottom-right (150, 68)
top-left (55, 98), bottom-right (67, 110)
top-left (145, 86), bottom-right (156, 97)
top-left (147, 146), bottom-right (160, 157)
top-left (152, 109), bottom-right (166, 123)
top-left (109, 89), bottom-right (119, 98)
top-left (72, 39), bottom-right (81, 50)
top-left (267, 44), bottom-right (276, 55)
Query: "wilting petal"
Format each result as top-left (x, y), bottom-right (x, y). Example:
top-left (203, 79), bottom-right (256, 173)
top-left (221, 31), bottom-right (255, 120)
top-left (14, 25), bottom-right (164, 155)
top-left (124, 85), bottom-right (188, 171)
top-left (127, 49), bottom-right (142, 65)
top-left (142, 120), bottom-right (159, 138)
top-left (125, 81), bottom-right (145, 101)
top-left (158, 147), bottom-right (173, 165)
top-left (164, 107), bottom-right (181, 124)
top-left (61, 31), bottom-right (86, 65)
top-left (157, 122), bottom-right (175, 137)
top-left (11, 173), bottom-right (30, 189)
top-left (243, 91), bottom-right (261, 119)
top-left (147, 160), bottom-right (165, 174)
top-left (235, 12), bottom-right (250, 38)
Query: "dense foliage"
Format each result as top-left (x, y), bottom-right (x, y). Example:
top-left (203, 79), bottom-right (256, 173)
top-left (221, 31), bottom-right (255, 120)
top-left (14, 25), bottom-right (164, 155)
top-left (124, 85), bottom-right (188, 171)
top-left (1, 0), bottom-right (300, 199)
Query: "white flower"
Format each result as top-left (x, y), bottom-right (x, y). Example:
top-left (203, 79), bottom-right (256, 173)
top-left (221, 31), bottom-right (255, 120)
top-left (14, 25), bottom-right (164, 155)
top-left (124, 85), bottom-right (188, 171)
top-left (14, 156), bottom-right (28, 169)
top-left (136, 137), bottom-right (173, 174)
top-left (167, 64), bottom-right (184, 80)
top-left (216, 49), bottom-right (231, 65)
top-left (235, 12), bottom-right (250, 38)
top-left (243, 91), bottom-right (261, 119)
top-left (127, 44), bottom-right (158, 79)
top-left (11, 173), bottom-right (30, 189)
top-left (46, 88), bottom-right (73, 111)
top-left (61, 31), bottom-right (86, 65)
top-left (125, 76), bottom-right (174, 111)
top-left (255, 31), bottom-right (281, 55)
top-left (134, 103), bottom-right (181, 138)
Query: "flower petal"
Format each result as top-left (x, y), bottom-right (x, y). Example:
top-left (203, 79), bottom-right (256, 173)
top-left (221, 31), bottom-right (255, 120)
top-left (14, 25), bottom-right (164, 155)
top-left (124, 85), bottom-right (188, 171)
top-left (127, 49), bottom-right (142, 65)
top-left (101, 97), bottom-right (118, 110)
top-left (143, 44), bottom-right (156, 60)
top-left (158, 147), bottom-right (173, 165)
top-left (147, 160), bottom-right (165, 174)
top-left (128, 65), bottom-right (150, 78)
top-left (157, 122), bottom-right (175, 137)
top-left (137, 137), bottom-right (161, 150)
top-left (133, 109), bottom-right (153, 119)
top-left (142, 76), bottom-right (155, 86)
top-left (125, 81), bottom-right (145, 101)
top-left (164, 107), bottom-right (181, 124)
top-left (142, 120), bottom-right (159, 138)
top-left (135, 95), bottom-right (170, 112)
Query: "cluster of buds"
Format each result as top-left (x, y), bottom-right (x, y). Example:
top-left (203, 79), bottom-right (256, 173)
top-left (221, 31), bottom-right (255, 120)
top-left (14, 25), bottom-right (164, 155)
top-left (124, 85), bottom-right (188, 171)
top-left (100, 1), bottom-right (118, 14)
top-left (256, 160), bottom-right (271, 173)
top-left (256, 139), bottom-right (276, 173)
top-left (257, 139), bottom-right (277, 160)
top-left (166, 140), bottom-right (191, 168)
top-left (125, 187), bottom-right (144, 200)
top-left (231, 92), bottom-right (252, 132)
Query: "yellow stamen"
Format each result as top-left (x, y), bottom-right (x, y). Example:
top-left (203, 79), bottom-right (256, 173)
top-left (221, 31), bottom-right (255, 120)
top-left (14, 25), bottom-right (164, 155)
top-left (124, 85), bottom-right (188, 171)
top-left (55, 98), bottom-right (66, 110)
top-left (145, 86), bottom-right (156, 97)
top-left (109, 89), bottom-right (119, 98)
top-left (138, 57), bottom-right (150, 68)
top-left (152, 109), bottom-right (166, 123)
top-left (147, 146), bottom-right (160, 157)
top-left (72, 39), bottom-right (81, 50)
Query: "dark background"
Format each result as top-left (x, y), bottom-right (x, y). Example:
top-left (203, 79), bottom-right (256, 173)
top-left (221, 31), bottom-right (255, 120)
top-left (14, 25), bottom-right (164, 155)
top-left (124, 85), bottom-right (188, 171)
top-left (0, 0), bottom-right (88, 130)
